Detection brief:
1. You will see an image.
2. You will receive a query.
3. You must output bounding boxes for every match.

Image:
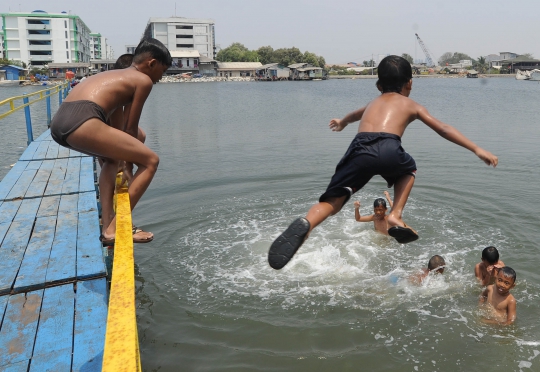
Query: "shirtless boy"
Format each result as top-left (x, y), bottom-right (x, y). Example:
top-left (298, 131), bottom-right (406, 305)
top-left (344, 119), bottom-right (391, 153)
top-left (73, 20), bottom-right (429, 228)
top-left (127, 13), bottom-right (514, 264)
top-left (49, 38), bottom-right (171, 244)
top-left (268, 55), bottom-right (498, 270)
top-left (354, 191), bottom-right (393, 235)
top-left (409, 255), bottom-right (445, 285)
top-left (475, 246), bottom-right (505, 286)
top-left (479, 266), bottom-right (517, 326)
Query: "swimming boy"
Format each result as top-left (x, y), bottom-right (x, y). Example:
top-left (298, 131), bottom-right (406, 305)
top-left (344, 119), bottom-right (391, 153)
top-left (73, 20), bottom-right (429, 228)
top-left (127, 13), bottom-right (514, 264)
top-left (475, 246), bottom-right (505, 286)
top-left (354, 191), bottom-right (393, 235)
top-left (50, 38), bottom-right (171, 244)
top-left (409, 255), bottom-right (445, 284)
top-left (268, 55), bottom-right (498, 270)
top-left (479, 266), bottom-right (516, 325)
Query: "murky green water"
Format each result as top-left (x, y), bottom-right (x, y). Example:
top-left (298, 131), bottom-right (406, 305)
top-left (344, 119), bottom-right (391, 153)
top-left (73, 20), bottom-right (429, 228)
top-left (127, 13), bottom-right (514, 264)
top-left (1, 77), bottom-right (538, 371)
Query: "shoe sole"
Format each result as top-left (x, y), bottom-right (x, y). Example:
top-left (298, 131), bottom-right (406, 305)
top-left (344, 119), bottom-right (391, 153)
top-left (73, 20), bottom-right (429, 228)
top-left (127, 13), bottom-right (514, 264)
top-left (388, 226), bottom-right (419, 244)
top-left (268, 218), bottom-right (310, 270)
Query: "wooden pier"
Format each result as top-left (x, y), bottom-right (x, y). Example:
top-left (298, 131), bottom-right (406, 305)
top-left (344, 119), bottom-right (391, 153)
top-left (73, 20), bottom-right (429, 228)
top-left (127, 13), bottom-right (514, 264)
top-left (0, 128), bottom-right (108, 370)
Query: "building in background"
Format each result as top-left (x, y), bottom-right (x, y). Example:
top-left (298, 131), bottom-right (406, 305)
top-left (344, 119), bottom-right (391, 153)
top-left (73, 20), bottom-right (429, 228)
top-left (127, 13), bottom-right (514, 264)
top-left (90, 33), bottom-right (114, 60)
top-left (125, 45), bottom-right (137, 54)
top-left (144, 17), bottom-right (216, 58)
top-left (0, 10), bottom-right (92, 67)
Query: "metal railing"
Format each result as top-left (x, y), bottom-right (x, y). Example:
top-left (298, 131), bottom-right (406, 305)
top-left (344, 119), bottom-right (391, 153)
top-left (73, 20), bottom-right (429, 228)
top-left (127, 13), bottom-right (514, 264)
top-left (0, 82), bottom-right (70, 144)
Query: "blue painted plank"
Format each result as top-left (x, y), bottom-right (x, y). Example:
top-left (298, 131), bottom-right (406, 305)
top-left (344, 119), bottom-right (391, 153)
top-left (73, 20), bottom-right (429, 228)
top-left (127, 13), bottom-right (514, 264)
top-left (36, 195), bottom-right (60, 218)
top-left (79, 157), bottom-right (96, 193)
top-left (24, 160), bottom-right (42, 171)
top-left (33, 141), bottom-right (50, 160)
top-left (0, 295), bottom-right (8, 324)
top-left (43, 158), bottom-right (68, 197)
top-left (5, 169), bottom-right (37, 200)
top-left (45, 212), bottom-right (77, 284)
top-left (19, 141), bottom-right (40, 161)
top-left (0, 199), bottom-right (22, 223)
top-left (57, 145), bottom-right (70, 158)
top-left (61, 157), bottom-right (81, 194)
top-left (25, 160), bottom-right (54, 199)
top-left (78, 192), bottom-right (98, 214)
top-left (0, 290), bottom-right (43, 366)
top-left (45, 141), bottom-right (59, 160)
top-left (13, 198), bottom-right (41, 222)
top-left (1, 360), bottom-right (29, 372)
top-left (0, 162), bottom-right (28, 200)
top-left (0, 221), bottom-right (34, 295)
top-left (58, 194), bottom-right (79, 215)
top-left (34, 129), bottom-right (51, 142)
top-left (33, 285), bottom-right (74, 357)
top-left (29, 348), bottom-right (72, 372)
top-left (69, 149), bottom-right (87, 158)
top-left (13, 216), bottom-right (56, 293)
top-left (77, 211), bottom-right (106, 279)
top-left (72, 278), bottom-right (108, 372)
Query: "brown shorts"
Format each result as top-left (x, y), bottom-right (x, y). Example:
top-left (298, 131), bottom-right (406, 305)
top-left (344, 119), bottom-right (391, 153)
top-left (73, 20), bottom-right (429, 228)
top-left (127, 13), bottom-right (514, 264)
top-left (50, 100), bottom-right (108, 148)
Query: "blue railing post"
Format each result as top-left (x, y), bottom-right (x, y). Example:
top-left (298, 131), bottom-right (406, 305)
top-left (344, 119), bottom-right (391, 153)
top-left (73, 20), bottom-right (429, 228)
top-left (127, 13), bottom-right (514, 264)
top-left (23, 96), bottom-right (34, 145)
top-left (59, 86), bottom-right (63, 105)
top-left (46, 90), bottom-right (52, 127)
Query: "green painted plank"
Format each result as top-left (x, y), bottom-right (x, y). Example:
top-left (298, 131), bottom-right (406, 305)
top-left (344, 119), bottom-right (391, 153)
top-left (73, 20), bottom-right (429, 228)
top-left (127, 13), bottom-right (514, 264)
top-left (19, 141), bottom-right (40, 161)
top-left (61, 157), bottom-right (81, 194)
top-left (45, 141), bottom-right (59, 160)
top-left (13, 216), bottom-right (56, 293)
top-left (77, 211), bottom-right (106, 279)
top-left (72, 278), bottom-right (107, 371)
top-left (0, 221), bottom-right (34, 295)
top-left (33, 285), bottom-right (74, 357)
top-left (0, 162), bottom-right (28, 200)
top-left (44, 213), bottom-right (77, 285)
top-left (1, 360), bottom-right (29, 372)
top-left (29, 348), bottom-right (71, 372)
top-left (33, 141), bottom-right (50, 160)
top-left (36, 195), bottom-right (60, 218)
top-left (0, 290), bottom-right (43, 366)
top-left (5, 169), bottom-right (37, 200)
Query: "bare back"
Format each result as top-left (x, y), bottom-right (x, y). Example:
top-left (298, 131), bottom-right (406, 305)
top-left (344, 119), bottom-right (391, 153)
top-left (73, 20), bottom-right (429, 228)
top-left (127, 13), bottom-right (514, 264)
top-left (357, 93), bottom-right (418, 137)
top-left (65, 68), bottom-right (153, 116)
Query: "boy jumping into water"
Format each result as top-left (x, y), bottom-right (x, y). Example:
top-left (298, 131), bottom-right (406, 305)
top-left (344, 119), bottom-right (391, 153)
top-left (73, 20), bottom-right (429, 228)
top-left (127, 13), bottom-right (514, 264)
top-left (479, 266), bottom-right (516, 325)
top-left (353, 191), bottom-right (393, 235)
top-left (50, 38), bottom-right (171, 244)
top-left (409, 255), bottom-right (446, 285)
top-left (268, 55), bottom-right (498, 270)
top-left (475, 246), bottom-right (505, 286)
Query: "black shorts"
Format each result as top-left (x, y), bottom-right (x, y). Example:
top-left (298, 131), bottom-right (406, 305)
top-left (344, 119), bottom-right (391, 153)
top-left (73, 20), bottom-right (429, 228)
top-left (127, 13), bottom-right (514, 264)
top-left (319, 132), bottom-right (417, 203)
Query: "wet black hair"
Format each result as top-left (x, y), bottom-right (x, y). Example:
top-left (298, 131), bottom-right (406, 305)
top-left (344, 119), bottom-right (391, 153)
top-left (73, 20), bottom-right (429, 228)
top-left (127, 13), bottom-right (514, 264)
top-left (133, 38), bottom-right (172, 67)
top-left (499, 266), bottom-right (516, 283)
top-left (482, 246), bottom-right (499, 264)
top-left (373, 198), bottom-right (387, 208)
top-left (376, 55), bottom-right (413, 93)
top-left (114, 53), bottom-right (134, 69)
top-left (427, 255), bottom-right (445, 272)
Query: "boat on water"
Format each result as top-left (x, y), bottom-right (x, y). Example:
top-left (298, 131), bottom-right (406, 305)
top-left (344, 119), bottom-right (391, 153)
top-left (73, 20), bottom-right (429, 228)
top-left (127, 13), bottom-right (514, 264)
top-left (515, 69), bottom-right (531, 80)
top-left (529, 69), bottom-right (540, 81)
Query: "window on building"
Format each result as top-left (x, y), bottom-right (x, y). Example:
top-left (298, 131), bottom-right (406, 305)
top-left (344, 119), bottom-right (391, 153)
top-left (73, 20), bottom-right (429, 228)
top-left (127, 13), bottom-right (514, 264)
top-left (65, 31), bottom-right (68, 38)
top-left (29, 40), bottom-right (51, 45)
top-left (27, 19), bottom-right (50, 25)
top-left (176, 35), bottom-right (193, 39)
top-left (187, 59), bottom-right (190, 66)
top-left (176, 25), bottom-right (193, 29)
top-left (67, 51), bottom-right (70, 59)
top-left (176, 44), bottom-right (194, 48)
top-left (66, 41), bottom-right (69, 49)
top-left (30, 51), bottom-right (52, 55)
top-left (65, 20), bottom-right (68, 28)
top-left (28, 30), bottom-right (50, 35)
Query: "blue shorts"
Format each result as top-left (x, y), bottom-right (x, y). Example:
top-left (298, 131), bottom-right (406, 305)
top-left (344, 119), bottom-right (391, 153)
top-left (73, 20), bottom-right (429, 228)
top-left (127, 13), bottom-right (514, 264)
top-left (319, 132), bottom-right (417, 203)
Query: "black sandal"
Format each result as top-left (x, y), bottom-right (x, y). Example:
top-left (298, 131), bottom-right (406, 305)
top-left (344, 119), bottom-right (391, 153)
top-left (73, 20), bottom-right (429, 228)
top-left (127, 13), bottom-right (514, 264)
top-left (268, 218), bottom-right (310, 270)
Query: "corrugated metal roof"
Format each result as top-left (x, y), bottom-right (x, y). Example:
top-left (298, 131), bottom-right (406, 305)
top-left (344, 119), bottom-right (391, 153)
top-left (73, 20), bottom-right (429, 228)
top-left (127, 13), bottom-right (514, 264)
top-left (297, 67), bottom-right (323, 71)
top-left (288, 63), bottom-right (308, 69)
top-left (199, 55), bottom-right (216, 63)
top-left (170, 50), bottom-right (201, 58)
top-left (216, 62), bottom-right (262, 69)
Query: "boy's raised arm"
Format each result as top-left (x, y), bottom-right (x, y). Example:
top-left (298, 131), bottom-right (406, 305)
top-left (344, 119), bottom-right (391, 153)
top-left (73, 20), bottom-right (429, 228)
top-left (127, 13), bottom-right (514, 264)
top-left (329, 106), bottom-right (367, 132)
top-left (354, 200), bottom-right (374, 222)
top-left (384, 191), bottom-right (393, 208)
top-left (416, 105), bottom-right (498, 167)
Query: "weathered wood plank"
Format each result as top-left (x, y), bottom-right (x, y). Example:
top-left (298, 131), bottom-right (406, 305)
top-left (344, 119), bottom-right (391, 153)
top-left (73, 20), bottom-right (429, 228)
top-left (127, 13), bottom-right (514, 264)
top-left (29, 348), bottom-right (72, 372)
top-left (33, 141), bottom-right (50, 160)
top-left (58, 194), bottom-right (79, 216)
top-left (0, 290), bottom-right (43, 366)
top-left (72, 278), bottom-right (108, 372)
top-left (0, 295), bottom-right (8, 325)
top-left (77, 211), bottom-right (106, 279)
top-left (79, 157), bottom-right (96, 193)
top-left (57, 145), bottom-right (70, 158)
top-left (0, 162), bottom-right (28, 200)
top-left (13, 216), bottom-right (56, 293)
top-left (13, 198), bottom-right (41, 222)
top-left (45, 141), bottom-right (59, 160)
top-left (5, 168), bottom-right (37, 200)
top-left (34, 129), bottom-right (51, 142)
top-left (43, 158), bottom-right (68, 197)
top-left (0, 199), bottom-right (22, 224)
top-left (78, 191), bottom-right (98, 214)
top-left (36, 195), bottom-right (60, 218)
top-left (19, 141), bottom-right (40, 161)
top-left (62, 157), bottom-right (81, 194)
top-left (44, 211), bottom-right (77, 285)
top-left (0, 220), bottom-right (34, 295)
top-left (1, 359), bottom-right (29, 372)
top-left (32, 285), bottom-right (74, 358)
top-left (25, 160), bottom-right (54, 199)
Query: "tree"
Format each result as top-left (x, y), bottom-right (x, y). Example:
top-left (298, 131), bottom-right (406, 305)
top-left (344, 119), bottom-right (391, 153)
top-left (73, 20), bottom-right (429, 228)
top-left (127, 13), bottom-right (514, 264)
top-left (520, 53), bottom-right (534, 59)
top-left (474, 56), bottom-right (488, 73)
top-left (216, 43), bottom-right (258, 62)
top-left (257, 46), bottom-right (274, 65)
top-left (401, 53), bottom-right (413, 64)
top-left (438, 52), bottom-right (473, 66)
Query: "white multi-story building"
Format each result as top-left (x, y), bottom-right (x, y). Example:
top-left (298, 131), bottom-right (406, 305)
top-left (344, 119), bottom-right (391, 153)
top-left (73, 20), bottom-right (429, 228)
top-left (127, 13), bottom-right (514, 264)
top-left (90, 33), bottom-right (107, 60)
top-left (143, 17), bottom-right (216, 58)
top-left (0, 10), bottom-right (92, 67)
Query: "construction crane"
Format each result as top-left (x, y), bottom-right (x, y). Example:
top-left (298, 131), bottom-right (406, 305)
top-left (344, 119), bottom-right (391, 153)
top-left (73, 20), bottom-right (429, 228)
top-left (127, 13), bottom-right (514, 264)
top-left (415, 33), bottom-right (435, 67)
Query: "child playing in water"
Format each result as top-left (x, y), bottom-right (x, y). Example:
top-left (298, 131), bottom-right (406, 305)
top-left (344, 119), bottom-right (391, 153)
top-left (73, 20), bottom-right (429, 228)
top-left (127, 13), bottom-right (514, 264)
top-left (353, 191), bottom-right (393, 235)
top-left (409, 255), bottom-right (445, 284)
top-left (479, 266), bottom-right (517, 325)
top-left (268, 55), bottom-right (498, 270)
top-left (50, 38), bottom-right (171, 245)
top-left (475, 246), bottom-right (505, 286)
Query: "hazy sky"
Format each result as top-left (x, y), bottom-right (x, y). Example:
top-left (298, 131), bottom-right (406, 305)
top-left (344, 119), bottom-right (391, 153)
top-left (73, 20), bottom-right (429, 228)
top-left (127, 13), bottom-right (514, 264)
top-left (4, 0), bottom-right (540, 64)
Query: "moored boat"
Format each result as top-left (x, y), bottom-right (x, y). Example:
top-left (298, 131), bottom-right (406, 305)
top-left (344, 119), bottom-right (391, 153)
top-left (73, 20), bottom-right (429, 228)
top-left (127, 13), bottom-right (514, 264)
top-left (515, 69), bottom-right (530, 80)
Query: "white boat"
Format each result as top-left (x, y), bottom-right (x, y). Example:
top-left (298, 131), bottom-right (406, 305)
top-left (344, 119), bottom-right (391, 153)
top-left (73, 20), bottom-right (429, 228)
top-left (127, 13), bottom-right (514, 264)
top-left (529, 69), bottom-right (540, 81)
top-left (515, 69), bottom-right (530, 80)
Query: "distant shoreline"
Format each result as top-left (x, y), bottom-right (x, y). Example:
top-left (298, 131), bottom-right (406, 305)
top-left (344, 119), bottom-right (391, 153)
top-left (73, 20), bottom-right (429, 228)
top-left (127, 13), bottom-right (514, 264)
top-left (329, 74), bottom-right (514, 79)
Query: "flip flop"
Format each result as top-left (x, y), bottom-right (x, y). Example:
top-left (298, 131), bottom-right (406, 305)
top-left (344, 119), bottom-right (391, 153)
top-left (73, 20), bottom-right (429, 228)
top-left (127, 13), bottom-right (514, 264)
top-left (99, 228), bottom-right (154, 246)
top-left (268, 217), bottom-right (310, 270)
top-left (388, 226), bottom-right (419, 244)
top-left (99, 234), bottom-right (115, 247)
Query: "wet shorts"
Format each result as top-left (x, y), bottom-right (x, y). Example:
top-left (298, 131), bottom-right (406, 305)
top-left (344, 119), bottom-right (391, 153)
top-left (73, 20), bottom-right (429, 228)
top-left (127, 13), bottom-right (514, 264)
top-left (50, 100), bottom-right (108, 148)
top-left (319, 132), bottom-right (417, 203)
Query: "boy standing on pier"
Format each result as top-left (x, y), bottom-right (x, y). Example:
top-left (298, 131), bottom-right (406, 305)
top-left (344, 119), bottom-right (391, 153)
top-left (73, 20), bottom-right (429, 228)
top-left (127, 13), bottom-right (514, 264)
top-left (268, 55), bottom-right (498, 270)
top-left (50, 38), bottom-right (171, 244)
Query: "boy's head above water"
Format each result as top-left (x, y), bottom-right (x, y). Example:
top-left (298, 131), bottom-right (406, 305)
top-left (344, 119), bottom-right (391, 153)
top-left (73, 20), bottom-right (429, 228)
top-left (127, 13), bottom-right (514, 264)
top-left (427, 255), bottom-right (445, 274)
top-left (482, 246), bottom-right (500, 265)
top-left (498, 266), bottom-right (516, 285)
top-left (373, 198), bottom-right (387, 217)
top-left (376, 55), bottom-right (413, 94)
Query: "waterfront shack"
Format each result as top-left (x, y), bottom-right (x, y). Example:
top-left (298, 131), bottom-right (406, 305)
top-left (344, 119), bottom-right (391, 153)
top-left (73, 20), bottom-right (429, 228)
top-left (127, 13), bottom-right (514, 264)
top-left (168, 50), bottom-right (201, 75)
top-left (288, 63), bottom-right (324, 80)
top-left (255, 63), bottom-right (290, 81)
top-left (48, 62), bottom-right (90, 79)
top-left (199, 55), bottom-right (217, 76)
top-left (0, 65), bottom-right (26, 81)
top-left (216, 62), bottom-right (262, 78)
